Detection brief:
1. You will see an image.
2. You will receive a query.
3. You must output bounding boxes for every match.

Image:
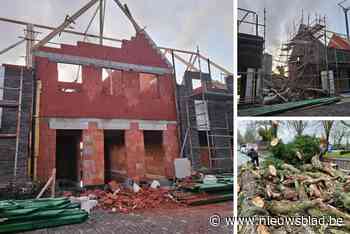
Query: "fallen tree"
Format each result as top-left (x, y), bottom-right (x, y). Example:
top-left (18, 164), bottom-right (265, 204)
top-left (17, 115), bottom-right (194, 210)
top-left (238, 154), bottom-right (350, 234)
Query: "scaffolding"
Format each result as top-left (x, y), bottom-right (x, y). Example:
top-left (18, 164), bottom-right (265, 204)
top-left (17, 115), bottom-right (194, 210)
top-left (278, 15), bottom-right (328, 91)
top-left (277, 12), bottom-right (350, 94)
top-left (237, 8), bottom-right (266, 104)
top-left (0, 67), bottom-right (24, 181)
top-left (177, 51), bottom-right (233, 172)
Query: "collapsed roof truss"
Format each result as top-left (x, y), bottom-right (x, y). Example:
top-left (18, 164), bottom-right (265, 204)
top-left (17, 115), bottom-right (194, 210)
top-left (0, 0), bottom-right (232, 78)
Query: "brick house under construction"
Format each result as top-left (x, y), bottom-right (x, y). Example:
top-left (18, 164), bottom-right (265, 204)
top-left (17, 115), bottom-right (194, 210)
top-left (0, 0), bottom-right (233, 188)
top-left (285, 20), bottom-right (350, 94)
top-left (34, 32), bottom-right (179, 185)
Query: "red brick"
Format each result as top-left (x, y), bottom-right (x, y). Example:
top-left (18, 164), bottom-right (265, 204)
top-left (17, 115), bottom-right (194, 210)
top-left (163, 124), bottom-right (180, 178)
top-left (36, 34), bottom-right (177, 121)
top-left (82, 122), bottom-right (105, 185)
top-left (37, 121), bottom-right (56, 182)
top-left (125, 123), bottom-right (145, 181)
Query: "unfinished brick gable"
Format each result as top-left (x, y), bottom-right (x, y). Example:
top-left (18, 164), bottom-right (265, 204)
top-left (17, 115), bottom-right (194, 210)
top-left (35, 38), bottom-right (177, 120)
top-left (38, 32), bottom-right (170, 69)
top-left (34, 33), bottom-right (180, 185)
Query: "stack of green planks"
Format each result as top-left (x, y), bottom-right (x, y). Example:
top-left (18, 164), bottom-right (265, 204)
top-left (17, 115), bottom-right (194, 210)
top-left (179, 175), bottom-right (233, 206)
top-left (0, 197), bottom-right (88, 233)
top-left (238, 97), bottom-right (340, 116)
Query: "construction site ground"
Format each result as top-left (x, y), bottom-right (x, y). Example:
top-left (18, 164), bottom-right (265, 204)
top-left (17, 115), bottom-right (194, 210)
top-left (20, 202), bottom-right (233, 234)
top-left (277, 97), bottom-right (350, 116)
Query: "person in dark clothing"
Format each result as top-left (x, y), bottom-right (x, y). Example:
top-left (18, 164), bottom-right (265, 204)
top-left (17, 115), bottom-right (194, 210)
top-left (319, 137), bottom-right (327, 162)
top-left (248, 148), bottom-right (259, 168)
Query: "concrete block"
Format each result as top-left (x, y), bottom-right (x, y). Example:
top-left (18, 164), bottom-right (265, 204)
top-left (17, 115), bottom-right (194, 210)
top-left (174, 159), bottom-right (191, 179)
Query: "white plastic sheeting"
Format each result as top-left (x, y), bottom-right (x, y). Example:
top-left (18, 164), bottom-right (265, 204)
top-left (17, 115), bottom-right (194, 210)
top-left (195, 100), bottom-right (210, 131)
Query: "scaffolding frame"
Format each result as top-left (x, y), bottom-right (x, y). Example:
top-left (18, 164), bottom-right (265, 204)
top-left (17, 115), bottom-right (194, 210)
top-left (277, 14), bottom-right (350, 94)
top-left (279, 15), bottom-right (327, 87)
top-left (237, 8), bottom-right (266, 104)
top-left (0, 67), bottom-right (24, 180)
top-left (178, 53), bottom-right (233, 171)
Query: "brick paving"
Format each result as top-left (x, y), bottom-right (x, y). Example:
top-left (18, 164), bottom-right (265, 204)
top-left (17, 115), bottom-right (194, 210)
top-left (21, 202), bottom-right (233, 234)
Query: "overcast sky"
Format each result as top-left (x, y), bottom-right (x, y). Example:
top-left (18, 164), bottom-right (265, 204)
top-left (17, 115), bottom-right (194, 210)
top-left (0, 0), bottom-right (233, 81)
top-left (239, 0), bottom-right (346, 58)
top-left (238, 120), bottom-right (324, 143)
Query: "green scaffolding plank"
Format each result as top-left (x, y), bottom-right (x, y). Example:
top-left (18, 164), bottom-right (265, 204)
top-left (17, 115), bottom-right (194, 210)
top-left (186, 182), bottom-right (233, 193)
top-left (238, 97), bottom-right (340, 116)
top-left (0, 199), bottom-right (71, 213)
top-left (0, 211), bottom-right (88, 233)
top-left (0, 198), bottom-right (88, 233)
top-left (187, 193), bottom-right (233, 206)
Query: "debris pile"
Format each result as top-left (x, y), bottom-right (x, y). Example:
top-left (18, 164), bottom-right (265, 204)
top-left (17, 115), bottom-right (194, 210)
top-left (238, 155), bottom-right (350, 234)
top-left (262, 86), bottom-right (329, 105)
top-left (63, 175), bottom-right (233, 214)
top-left (77, 181), bottom-right (182, 213)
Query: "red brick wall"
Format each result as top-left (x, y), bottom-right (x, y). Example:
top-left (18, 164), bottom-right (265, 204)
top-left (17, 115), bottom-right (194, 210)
top-left (35, 32), bottom-right (179, 184)
top-left (200, 149), bottom-right (210, 169)
top-left (125, 123), bottom-right (145, 181)
top-left (82, 122), bottom-right (104, 185)
top-left (35, 33), bottom-right (176, 121)
top-left (37, 121), bottom-right (56, 182)
top-left (145, 145), bottom-right (165, 176)
top-left (163, 124), bottom-right (179, 177)
top-left (38, 33), bottom-right (170, 69)
top-left (109, 145), bottom-right (127, 175)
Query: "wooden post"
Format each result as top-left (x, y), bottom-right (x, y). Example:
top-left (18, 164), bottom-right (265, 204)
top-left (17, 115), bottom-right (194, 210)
top-left (99, 0), bottom-right (104, 45)
top-left (51, 168), bottom-right (56, 198)
top-left (33, 80), bottom-right (41, 180)
top-left (25, 24), bottom-right (34, 68)
top-left (36, 168), bottom-right (56, 199)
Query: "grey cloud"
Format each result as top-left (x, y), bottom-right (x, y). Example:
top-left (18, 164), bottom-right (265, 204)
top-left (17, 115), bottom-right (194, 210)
top-left (239, 0), bottom-right (346, 56)
top-left (0, 0), bottom-right (232, 71)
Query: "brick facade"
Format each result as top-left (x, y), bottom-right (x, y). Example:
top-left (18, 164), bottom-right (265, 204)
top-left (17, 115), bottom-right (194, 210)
top-left (35, 33), bottom-right (180, 185)
top-left (125, 123), bottom-right (146, 181)
top-left (82, 122), bottom-right (104, 185)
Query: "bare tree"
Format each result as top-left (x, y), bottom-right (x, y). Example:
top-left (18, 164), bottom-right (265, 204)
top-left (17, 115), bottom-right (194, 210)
top-left (286, 120), bottom-right (309, 136)
top-left (322, 120), bottom-right (335, 148)
top-left (331, 122), bottom-right (350, 147)
top-left (254, 121), bottom-right (272, 132)
top-left (244, 127), bottom-right (257, 144)
top-left (238, 130), bottom-right (244, 145)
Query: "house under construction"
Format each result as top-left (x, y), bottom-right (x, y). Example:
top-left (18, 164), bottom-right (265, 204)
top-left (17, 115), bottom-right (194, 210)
top-left (282, 16), bottom-right (350, 95)
top-left (0, 0), bottom-right (232, 187)
top-left (238, 6), bottom-right (350, 115)
top-left (178, 71), bottom-right (233, 172)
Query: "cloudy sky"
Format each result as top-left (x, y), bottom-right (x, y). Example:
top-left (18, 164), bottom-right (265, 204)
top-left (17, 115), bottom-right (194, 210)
top-left (238, 120), bottom-right (324, 143)
top-left (239, 0), bottom-right (347, 58)
top-left (0, 0), bottom-right (233, 81)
